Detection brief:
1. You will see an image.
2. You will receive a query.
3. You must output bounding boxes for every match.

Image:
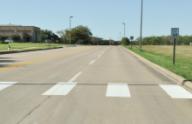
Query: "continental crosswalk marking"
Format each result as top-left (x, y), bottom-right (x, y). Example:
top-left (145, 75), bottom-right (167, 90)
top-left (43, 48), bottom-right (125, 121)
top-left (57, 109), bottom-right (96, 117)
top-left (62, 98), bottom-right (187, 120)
top-left (160, 85), bottom-right (192, 99)
top-left (1, 80), bottom-right (192, 100)
top-left (42, 72), bottom-right (82, 96)
top-left (106, 83), bottom-right (131, 98)
top-left (0, 82), bottom-right (17, 91)
top-left (42, 82), bottom-right (77, 96)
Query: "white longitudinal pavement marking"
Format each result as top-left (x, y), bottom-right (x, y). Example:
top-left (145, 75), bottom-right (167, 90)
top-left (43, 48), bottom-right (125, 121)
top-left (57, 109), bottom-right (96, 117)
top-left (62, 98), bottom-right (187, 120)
top-left (0, 82), bottom-right (17, 91)
top-left (106, 83), bottom-right (131, 98)
top-left (160, 85), bottom-right (192, 99)
top-left (68, 72), bottom-right (82, 82)
top-left (89, 59), bottom-right (96, 65)
top-left (97, 54), bottom-right (102, 59)
top-left (42, 72), bottom-right (82, 96)
top-left (89, 50), bottom-right (106, 65)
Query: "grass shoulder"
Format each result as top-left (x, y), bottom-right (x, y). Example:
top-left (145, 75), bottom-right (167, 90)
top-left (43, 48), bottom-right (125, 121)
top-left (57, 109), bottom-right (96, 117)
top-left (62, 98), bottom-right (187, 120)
top-left (126, 45), bottom-right (192, 80)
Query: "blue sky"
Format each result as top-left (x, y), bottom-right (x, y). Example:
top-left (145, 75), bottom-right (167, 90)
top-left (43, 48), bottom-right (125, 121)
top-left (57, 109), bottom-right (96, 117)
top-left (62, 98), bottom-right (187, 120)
top-left (1, 0), bottom-right (192, 40)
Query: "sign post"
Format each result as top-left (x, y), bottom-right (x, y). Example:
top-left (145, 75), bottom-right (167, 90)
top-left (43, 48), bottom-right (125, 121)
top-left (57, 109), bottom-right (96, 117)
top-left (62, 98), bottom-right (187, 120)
top-left (171, 28), bottom-right (179, 65)
top-left (130, 36), bottom-right (134, 49)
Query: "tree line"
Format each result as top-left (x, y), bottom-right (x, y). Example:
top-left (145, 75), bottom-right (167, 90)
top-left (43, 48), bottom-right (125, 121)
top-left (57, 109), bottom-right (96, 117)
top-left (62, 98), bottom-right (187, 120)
top-left (137, 36), bottom-right (192, 45)
top-left (57, 25), bottom-right (119, 45)
top-left (120, 36), bottom-right (192, 46)
top-left (0, 25), bottom-right (119, 45)
top-left (3, 25), bottom-right (191, 45)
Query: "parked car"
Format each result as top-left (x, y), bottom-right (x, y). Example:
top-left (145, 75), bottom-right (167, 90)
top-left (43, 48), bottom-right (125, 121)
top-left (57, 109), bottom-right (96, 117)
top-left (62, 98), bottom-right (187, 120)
top-left (4, 39), bottom-right (14, 44)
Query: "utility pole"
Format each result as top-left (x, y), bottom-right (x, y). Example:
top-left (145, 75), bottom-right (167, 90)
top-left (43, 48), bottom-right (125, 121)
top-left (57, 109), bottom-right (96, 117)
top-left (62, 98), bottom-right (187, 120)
top-left (171, 28), bottom-right (179, 65)
top-left (122, 22), bottom-right (126, 38)
top-left (69, 16), bottom-right (73, 44)
top-left (139, 0), bottom-right (143, 50)
top-left (173, 37), bottom-right (176, 65)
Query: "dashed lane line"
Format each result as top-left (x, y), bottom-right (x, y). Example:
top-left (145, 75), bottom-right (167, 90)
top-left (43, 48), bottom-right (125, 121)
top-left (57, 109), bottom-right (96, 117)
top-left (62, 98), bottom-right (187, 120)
top-left (89, 59), bottom-right (96, 65)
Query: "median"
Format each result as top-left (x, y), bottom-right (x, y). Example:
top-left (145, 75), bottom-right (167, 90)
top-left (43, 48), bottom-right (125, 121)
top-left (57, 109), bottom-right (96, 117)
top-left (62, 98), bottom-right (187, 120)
top-left (0, 42), bottom-right (63, 54)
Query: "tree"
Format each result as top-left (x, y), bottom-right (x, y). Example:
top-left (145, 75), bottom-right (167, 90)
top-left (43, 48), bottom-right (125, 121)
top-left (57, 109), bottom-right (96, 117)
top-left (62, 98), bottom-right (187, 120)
top-left (62, 25), bottom-right (92, 44)
top-left (121, 37), bottom-right (130, 45)
top-left (40, 30), bottom-right (60, 43)
top-left (90, 37), bottom-right (103, 45)
top-left (57, 30), bottom-right (66, 43)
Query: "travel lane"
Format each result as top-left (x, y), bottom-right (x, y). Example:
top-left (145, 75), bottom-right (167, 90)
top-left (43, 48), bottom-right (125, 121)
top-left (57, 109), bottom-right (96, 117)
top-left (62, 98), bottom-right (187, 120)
top-left (18, 46), bottom-right (192, 124)
top-left (0, 46), bottom-right (109, 124)
top-left (0, 46), bottom-right (106, 82)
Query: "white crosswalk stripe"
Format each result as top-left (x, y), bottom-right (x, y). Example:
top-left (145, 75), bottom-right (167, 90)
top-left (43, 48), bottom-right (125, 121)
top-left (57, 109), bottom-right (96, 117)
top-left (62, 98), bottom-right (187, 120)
top-left (42, 82), bottom-right (77, 96)
top-left (160, 84), bottom-right (192, 99)
top-left (106, 83), bottom-right (131, 98)
top-left (0, 82), bottom-right (17, 91)
top-left (42, 72), bottom-right (82, 96)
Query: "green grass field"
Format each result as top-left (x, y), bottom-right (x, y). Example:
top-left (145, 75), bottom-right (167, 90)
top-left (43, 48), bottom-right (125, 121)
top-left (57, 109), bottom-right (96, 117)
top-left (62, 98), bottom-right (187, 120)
top-left (0, 42), bottom-right (63, 52)
top-left (127, 45), bottom-right (192, 80)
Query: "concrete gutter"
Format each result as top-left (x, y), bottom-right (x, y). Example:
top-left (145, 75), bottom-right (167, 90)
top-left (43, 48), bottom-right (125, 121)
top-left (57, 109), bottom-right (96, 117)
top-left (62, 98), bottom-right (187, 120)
top-left (123, 47), bottom-right (192, 90)
top-left (0, 46), bottom-right (63, 55)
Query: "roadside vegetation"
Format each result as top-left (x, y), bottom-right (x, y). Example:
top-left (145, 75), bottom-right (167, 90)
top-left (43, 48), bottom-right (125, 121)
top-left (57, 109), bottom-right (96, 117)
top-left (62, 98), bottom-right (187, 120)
top-left (120, 37), bottom-right (130, 46)
top-left (126, 45), bottom-right (192, 80)
top-left (141, 36), bottom-right (192, 45)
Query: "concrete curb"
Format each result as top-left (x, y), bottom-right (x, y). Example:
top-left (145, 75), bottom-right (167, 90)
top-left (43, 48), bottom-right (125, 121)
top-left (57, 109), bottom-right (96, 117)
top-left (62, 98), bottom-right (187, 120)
top-left (122, 47), bottom-right (192, 89)
top-left (0, 47), bottom-right (63, 55)
top-left (182, 81), bottom-right (192, 90)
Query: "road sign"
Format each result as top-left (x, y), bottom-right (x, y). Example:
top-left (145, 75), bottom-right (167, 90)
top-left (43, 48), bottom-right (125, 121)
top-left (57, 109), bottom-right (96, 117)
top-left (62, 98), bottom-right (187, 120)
top-left (130, 36), bottom-right (134, 49)
top-left (171, 28), bottom-right (179, 37)
top-left (130, 36), bottom-right (134, 40)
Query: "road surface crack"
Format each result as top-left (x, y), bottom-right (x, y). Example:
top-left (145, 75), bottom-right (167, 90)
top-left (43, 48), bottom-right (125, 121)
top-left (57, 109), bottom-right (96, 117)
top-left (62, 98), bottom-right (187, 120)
top-left (16, 96), bottom-right (51, 124)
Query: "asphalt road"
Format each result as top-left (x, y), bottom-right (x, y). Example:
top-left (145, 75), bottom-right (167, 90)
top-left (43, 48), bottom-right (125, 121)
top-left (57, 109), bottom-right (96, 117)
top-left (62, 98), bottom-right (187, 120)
top-left (0, 46), bottom-right (192, 124)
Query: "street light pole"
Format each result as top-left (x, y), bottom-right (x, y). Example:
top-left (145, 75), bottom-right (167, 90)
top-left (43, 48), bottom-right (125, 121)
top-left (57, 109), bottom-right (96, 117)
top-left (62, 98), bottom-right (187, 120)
top-left (122, 22), bottom-right (126, 38)
top-left (69, 16), bottom-right (73, 44)
top-left (139, 0), bottom-right (143, 50)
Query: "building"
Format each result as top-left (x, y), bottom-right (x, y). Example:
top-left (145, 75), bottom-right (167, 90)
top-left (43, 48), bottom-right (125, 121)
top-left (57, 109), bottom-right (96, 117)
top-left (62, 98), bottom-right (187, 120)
top-left (0, 25), bottom-right (41, 42)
